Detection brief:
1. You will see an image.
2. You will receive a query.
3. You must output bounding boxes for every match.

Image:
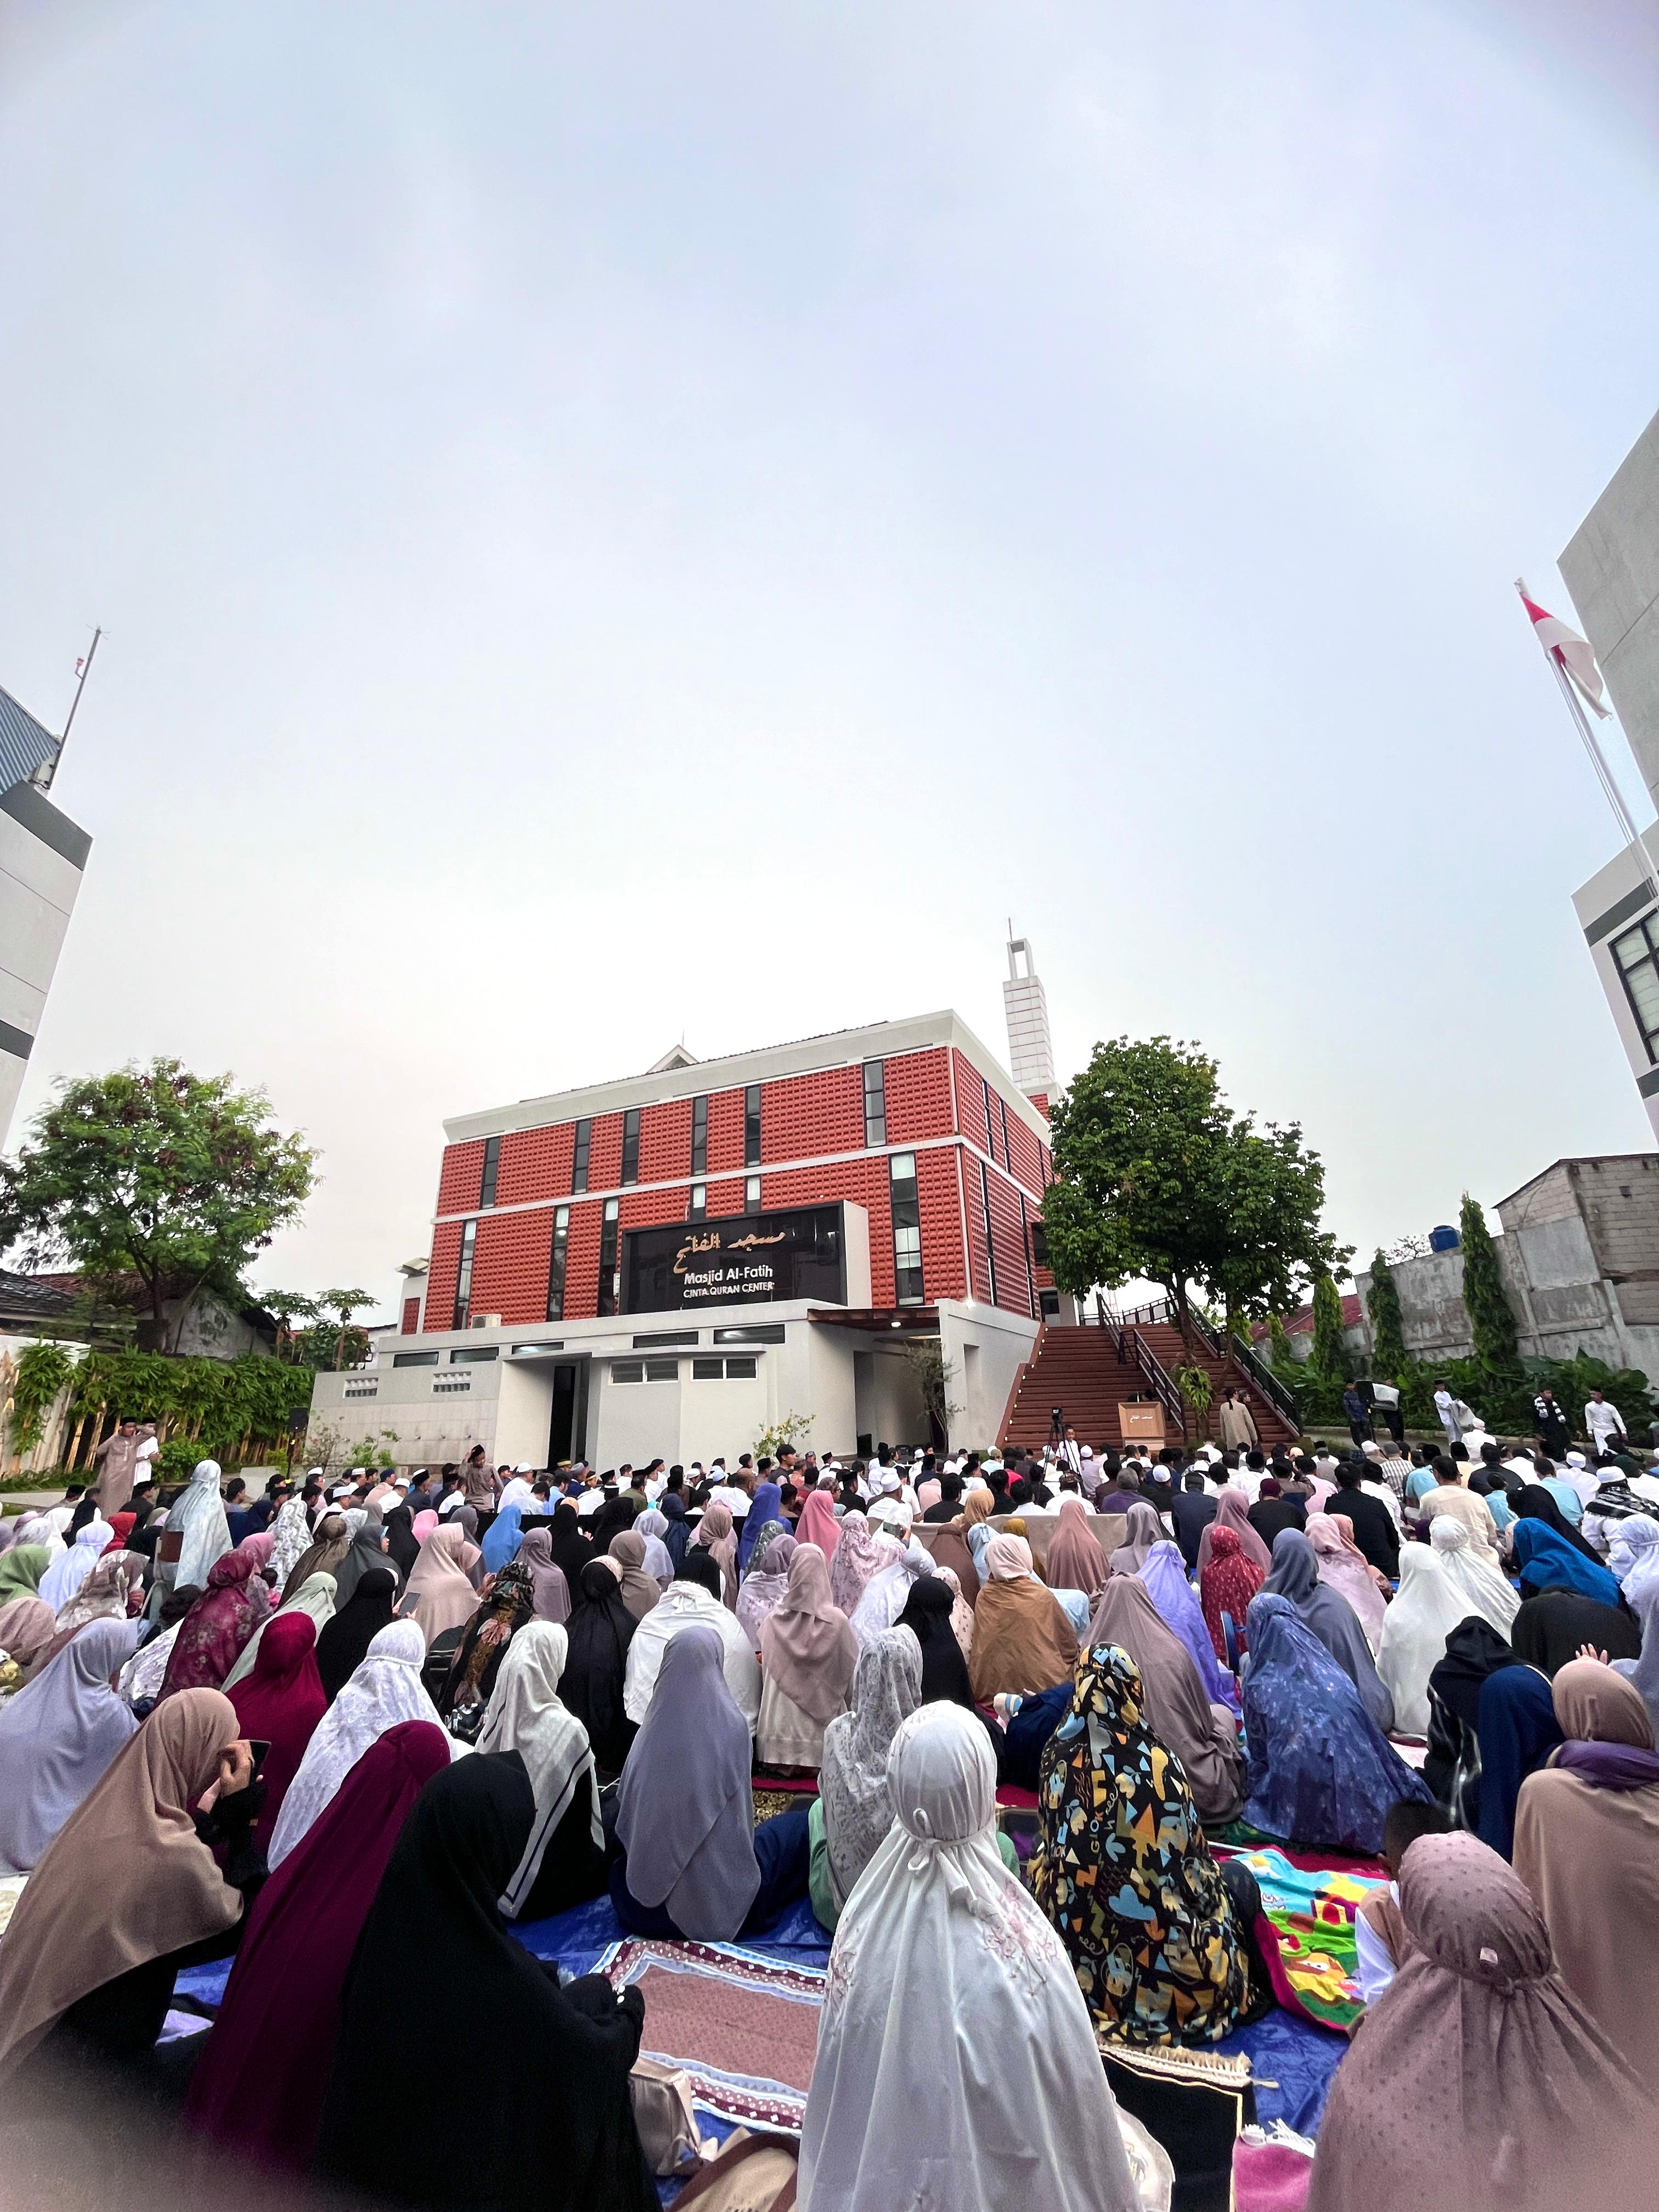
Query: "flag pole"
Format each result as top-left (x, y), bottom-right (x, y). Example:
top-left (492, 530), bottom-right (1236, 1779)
top-left (43, 626), bottom-right (101, 792)
top-left (1515, 580), bottom-right (1659, 887)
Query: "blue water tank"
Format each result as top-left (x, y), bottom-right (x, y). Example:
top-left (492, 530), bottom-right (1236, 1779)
top-left (1428, 1224), bottom-right (1461, 1254)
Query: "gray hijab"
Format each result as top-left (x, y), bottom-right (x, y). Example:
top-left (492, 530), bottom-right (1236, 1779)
top-left (1263, 1528), bottom-right (1396, 1733)
top-left (818, 1626), bottom-right (923, 1910)
top-left (332, 1505), bottom-right (387, 1607)
top-left (1109, 1499), bottom-right (1165, 1576)
top-left (613, 1626), bottom-right (759, 1939)
top-left (0, 1617), bottom-right (142, 1871)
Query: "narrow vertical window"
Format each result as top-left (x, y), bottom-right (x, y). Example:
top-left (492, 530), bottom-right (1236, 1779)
top-left (479, 1135), bottom-right (501, 1209)
top-left (979, 1160), bottom-right (998, 1307)
top-left (744, 1084), bottom-right (762, 1167)
top-left (863, 1059), bottom-right (887, 1148)
top-left (452, 1220), bottom-right (477, 1330)
top-left (621, 1108), bottom-right (640, 1186)
top-left (890, 1151), bottom-right (923, 1305)
top-left (691, 1094), bottom-right (708, 1175)
top-left (998, 1094), bottom-right (1012, 1172)
top-left (981, 1075), bottom-right (998, 1166)
top-left (546, 1205), bottom-right (569, 1321)
top-left (745, 1174), bottom-right (761, 1213)
top-left (689, 1184), bottom-right (706, 1222)
top-left (1018, 1191), bottom-right (1036, 1318)
top-left (598, 1198), bottom-right (620, 1317)
top-left (571, 1119), bottom-right (591, 1194)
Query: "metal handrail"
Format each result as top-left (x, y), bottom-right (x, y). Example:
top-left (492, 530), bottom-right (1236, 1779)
top-left (1093, 1291), bottom-right (1124, 1358)
top-left (1183, 1299), bottom-right (1223, 1358)
top-left (1124, 1325), bottom-right (1188, 1444)
top-left (1103, 1295), bottom-right (1176, 1331)
top-left (1227, 1330), bottom-right (1300, 1424)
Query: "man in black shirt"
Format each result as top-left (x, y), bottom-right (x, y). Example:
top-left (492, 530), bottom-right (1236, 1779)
top-left (1248, 1476), bottom-right (1307, 1550)
top-left (1531, 1389), bottom-right (1570, 1458)
top-left (1171, 1470), bottom-right (1218, 1571)
top-left (923, 1471), bottom-right (963, 1523)
top-left (1319, 1458), bottom-right (1400, 1578)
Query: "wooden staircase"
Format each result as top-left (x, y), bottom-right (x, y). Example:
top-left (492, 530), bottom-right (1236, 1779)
top-left (999, 1321), bottom-right (1300, 1454)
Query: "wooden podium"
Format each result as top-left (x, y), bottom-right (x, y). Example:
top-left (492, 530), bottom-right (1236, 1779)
top-left (1118, 1400), bottom-right (1166, 1445)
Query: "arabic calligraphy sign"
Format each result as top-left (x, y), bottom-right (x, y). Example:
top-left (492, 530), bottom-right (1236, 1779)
top-left (623, 1204), bottom-right (848, 1313)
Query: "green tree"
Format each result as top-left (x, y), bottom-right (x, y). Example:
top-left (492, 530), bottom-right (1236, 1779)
top-left (1043, 1037), bottom-right (1233, 1369)
top-left (1043, 1035), bottom-right (1346, 1372)
top-left (317, 1289), bottom-right (374, 1370)
top-left (1365, 1249), bottom-right (1407, 1376)
top-left (1459, 1194), bottom-right (1520, 1373)
top-left (261, 1290), bottom-right (320, 1363)
top-left (0, 1060), bottom-right (315, 1353)
top-left (1307, 1274), bottom-right (1347, 1381)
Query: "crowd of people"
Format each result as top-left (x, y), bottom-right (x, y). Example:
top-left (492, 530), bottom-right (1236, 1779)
top-left (0, 1410), bottom-right (1655, 2210)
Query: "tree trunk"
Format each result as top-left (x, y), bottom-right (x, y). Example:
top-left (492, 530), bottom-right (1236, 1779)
top-left (1221, 1298), bottom-right (1238, 1377)
top-left (1166, 1277), bottom-right (1194, 1368)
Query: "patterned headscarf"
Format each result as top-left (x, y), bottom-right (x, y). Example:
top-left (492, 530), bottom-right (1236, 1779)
top-left (1198, 1526), bottom-right (1263, 1663)
top-left (817, 1626), bottom-right (923, 1911)
top-left (1032, 1641), bottom-right (1252, 2047)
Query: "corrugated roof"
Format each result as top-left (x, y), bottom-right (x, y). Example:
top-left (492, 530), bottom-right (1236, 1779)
top-left (0, 685), bottom-right (59, 797)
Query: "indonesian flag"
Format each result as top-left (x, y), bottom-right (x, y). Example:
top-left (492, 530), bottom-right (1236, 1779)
top-left (1518, 584), bottom-right (1611, 717)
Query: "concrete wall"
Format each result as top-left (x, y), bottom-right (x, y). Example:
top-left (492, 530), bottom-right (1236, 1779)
top-left (1571, 839), bottom-right (1659, 1143)
top-left (940, 1300), bottom-right (1041, 1448)
top-left (1353, 1162), bottom-right (1659, 1379)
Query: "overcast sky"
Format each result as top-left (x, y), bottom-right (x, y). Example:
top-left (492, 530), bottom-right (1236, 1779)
top-left (2, 2), bottom-right (1656, 1321)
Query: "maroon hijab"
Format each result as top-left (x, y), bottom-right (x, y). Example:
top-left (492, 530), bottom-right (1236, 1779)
top-left (159, 1542), bottom-right (273, 1697)
top-left (227, 1612), bottom-right (327, 1851)
top-left (183, 1720), bottom-right (451, 2168)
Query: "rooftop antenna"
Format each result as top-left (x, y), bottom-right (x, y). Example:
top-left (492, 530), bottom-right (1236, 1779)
top-left (44, 627), bottom-right (101, 791)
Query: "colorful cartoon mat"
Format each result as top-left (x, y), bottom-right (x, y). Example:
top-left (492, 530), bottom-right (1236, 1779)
top-left (1217, 1845), bottom-right (1385, 2033)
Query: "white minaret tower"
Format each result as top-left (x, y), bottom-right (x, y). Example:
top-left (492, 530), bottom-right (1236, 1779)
top-left (1002, 926), bottom-right (1055, 1098)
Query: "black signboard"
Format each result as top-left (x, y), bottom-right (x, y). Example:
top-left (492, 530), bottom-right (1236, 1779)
top-left (623, 1205), bottom-right (847, 1313)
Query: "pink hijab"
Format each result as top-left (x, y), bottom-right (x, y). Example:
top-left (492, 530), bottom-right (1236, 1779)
top-left (795, 1491), bottom-right (840, 1561)
top-left (1307, 1832), bottom-right (1656, 2211)
top-left (1045, 1497), bottom-right (1111, 1597)
top-left (411, 1510), bottom-right (439, 1545)
top-left (1196, 1488), bottom-right (1271, 1576)
top-left (1306, 1514), bottom-right (1389, 1650)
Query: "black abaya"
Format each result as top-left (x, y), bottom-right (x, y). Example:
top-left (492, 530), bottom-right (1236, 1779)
top-left (313, 1756), bottom-right (652, 2212)
top-left (560, 1561), bottom-right (637, 1778)
top-left (1511, 1588), bottom-right (1640, 1677)
top-left (315, 1569), bottom-right (398, 1703)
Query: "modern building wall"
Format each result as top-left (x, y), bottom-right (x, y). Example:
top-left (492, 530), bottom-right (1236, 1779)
top-left (0, 762), bottom-right (92, 1146)
top-left (1560, 407), bottom-right (1659, 819)
top-left (1002, 934), bottom-right (1056, 1098)
top-left (420, 1012), bottom-right (1056, 1336)
top-left (1561, 410), bottom-right (1659, 1138)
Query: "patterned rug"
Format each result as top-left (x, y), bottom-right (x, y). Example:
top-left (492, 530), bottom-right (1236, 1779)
top-left (596, 1937), bottom-right (826, 2133)
top-left (1215, 1846), bottom-right (1385, 2033)
top-left (753, 1785), bottom-right (816, 1824)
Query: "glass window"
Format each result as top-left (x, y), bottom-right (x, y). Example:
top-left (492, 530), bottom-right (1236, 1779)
top-left (392, 1350), bottom-right (440, 1368)
top-left (611, 1361), bottom-right (644, 1384)
top-left (644, 1358), bottom-right (679, 1383)
top-left (449, 1345), bottom-right (498, 1363)
top-left (1029, 1221), bottom-right (1049, 1265)
top-left (546, 1205), bottom-right (569, 1322)
top-left (510, 1341), bottom-right (564, 1355)
top-left (890, 1150), bottom-right (923, 1305)
top-left (744, 1084), bottom-right (762, 1167)
top-left (571, 1119), bottom-right (591, 1194)
top-left (689, 1183), bottom-right (706, 1221)
top-left (998, 1094), bottom-right (1012, 1168)
top-left (633, 1330), bottom-right (698, 1347)
top-left (621, 1108), bottom-right (640, 1185)
top-left (979, 1160), bottom-right (999, 1307)
top-left (452, 1220), bottom-right (476, 1330)
top-left (692, 1357), bottom-right (724, 1380)
top-left (863, 1059), bottom-right (887, 1147)
top-left (981, 1074), bottom-right (997, 1164)
top-left (479, 1135), bottom-right (501, 1209)
top-left (1039, 1287), bottom-right (1060, 1319)
top-left (691, 1094), bottom-right (707, 1175)
top-left (599, 1197), bottom-right (620, 1318)
top-left (1611, 916), bottom-right (1659, 1063)
top-left (714, 1323), bottom-right (786, 1345)
top-left (723, 1356), bottom-right (757, 1379)
top-left (745, 1174), bottom-right (761, 1212)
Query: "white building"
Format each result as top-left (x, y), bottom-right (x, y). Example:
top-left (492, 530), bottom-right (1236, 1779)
top-left (1560, 407), bottom-right (1659, 1141)
top-left (0, 686), bottom-right (92, 1147)
top-left (1001, 933), bottom-right (1056, 1100)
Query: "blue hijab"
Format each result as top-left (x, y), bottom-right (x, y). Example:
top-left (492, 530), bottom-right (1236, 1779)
top-left (1475, 1664), bottom-right (1564, 1859)
top-left (737, 1483), bottom-right (785, 1571)
top-left (1241, 1593), bottom-right (1431, 1855)
top-left (1509, 1519), bottom-right (1622, 1608)
top-left (481, 1503), bottom-right (524, 1577)
top-left (658, 1493), bottom-right (691, 1569)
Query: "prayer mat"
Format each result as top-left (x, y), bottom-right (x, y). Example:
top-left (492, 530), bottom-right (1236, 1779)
top-left (1213, 1846), bottom-right (1384, 2034)
top-left (597, 1938), bottom-right (826, 2134)
top-left (752, 1786), bottom-right (815, 1824)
